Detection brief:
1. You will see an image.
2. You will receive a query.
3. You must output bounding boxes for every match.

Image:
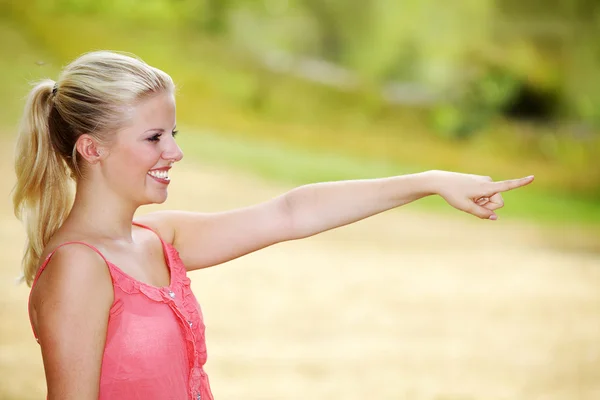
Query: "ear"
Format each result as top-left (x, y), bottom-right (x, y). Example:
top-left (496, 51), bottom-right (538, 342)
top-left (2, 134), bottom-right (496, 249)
top-left (75, 134), bottom-right (107, 164)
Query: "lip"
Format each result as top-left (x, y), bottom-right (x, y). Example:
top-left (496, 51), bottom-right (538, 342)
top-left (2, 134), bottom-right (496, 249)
top-left (147, 166), bottom-right (171, 185)
top-left (148, 166), bottom-right (172, 172)
top-left (148, 173), bottom-right (170, 185)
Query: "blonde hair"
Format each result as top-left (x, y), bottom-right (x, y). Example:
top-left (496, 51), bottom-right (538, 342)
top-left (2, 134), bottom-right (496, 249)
top-left (12, 50), bottom-right (175, 286)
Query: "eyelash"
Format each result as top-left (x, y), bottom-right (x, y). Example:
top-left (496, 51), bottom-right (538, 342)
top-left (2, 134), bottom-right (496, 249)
top-left (148, 130), bottom-right (178, 142)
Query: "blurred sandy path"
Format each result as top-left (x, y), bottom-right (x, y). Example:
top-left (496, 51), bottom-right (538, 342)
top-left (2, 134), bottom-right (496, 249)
top-left (1, 151), bottom-right (599, 400)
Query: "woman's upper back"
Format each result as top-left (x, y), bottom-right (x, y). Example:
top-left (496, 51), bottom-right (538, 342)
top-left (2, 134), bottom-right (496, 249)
top-left (29, 221), bottom-right (213, 400)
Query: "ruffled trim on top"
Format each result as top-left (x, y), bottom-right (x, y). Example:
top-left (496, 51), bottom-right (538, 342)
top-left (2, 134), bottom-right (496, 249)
top-left (106, 242), bottom-right (208, 365)
top-left (106, 243), bottom-right (183, 300)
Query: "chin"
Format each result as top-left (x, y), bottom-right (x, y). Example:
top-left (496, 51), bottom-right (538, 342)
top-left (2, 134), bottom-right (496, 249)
top-left (138, 191), bottom-right (169, 206)
top-left (154, 197), bottom-right (168, 205)
top-left (149, 194), bottom-right (168, 205)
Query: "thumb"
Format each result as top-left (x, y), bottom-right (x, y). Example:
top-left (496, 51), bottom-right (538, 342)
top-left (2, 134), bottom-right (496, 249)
top-left (468, 203), bottom-right (498, 220)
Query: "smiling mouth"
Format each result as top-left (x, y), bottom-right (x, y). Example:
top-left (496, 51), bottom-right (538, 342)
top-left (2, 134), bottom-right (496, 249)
top-left (147, 169), bottom-right (170, 183)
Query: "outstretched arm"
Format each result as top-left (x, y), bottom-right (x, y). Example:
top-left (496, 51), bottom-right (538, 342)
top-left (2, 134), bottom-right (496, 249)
top-left (282, 172), bottom-right (437, 239)
top-left (140, 171), bottom-right (534, 271)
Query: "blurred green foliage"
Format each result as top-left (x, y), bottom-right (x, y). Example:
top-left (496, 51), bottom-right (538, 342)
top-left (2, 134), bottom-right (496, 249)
top-left (0, 0), bottom-right (599, 225)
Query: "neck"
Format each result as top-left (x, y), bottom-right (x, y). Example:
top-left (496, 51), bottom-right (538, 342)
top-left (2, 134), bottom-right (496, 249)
top-left (64, 179), bottom-right (140, 243)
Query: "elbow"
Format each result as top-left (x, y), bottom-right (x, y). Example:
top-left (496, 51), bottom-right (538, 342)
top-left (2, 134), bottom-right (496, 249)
top-left (281, 189), bottom-right (306, 241)
top-left (280, 188), bottom-right (315, 241)
top-left (280, 190), bottom-right (299, 240)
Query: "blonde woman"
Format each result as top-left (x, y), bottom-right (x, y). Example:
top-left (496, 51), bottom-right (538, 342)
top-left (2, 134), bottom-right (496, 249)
top-left (12, 50), bottom-right (534, 400)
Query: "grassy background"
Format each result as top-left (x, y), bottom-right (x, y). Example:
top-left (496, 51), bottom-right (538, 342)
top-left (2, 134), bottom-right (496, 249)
top-left (1, 7), bottom-right (599, 400)
top-left (1, 13), bottom-right (599, 229)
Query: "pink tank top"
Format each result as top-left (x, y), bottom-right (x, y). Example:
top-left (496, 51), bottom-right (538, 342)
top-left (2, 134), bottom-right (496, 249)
top-left (29, 221), bottom-right (213, 400)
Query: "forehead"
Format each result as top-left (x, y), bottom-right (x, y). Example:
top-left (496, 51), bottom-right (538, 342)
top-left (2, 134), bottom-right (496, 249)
top-left (125, 91), bottom-right (176, 130)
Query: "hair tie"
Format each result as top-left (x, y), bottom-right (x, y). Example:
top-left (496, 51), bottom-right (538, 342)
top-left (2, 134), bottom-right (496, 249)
top-left (52, 83), bottom-right (58, 96)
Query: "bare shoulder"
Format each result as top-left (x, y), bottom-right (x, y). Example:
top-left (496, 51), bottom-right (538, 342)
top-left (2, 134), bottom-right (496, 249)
top-left (31, 242), bottom-right (113, 314)
top-left (134, 202), bottom-right (289, 271)
top-left (29, 241), bottom-right (113, 398)
top-left (133, 210), bottom-right (183, 245)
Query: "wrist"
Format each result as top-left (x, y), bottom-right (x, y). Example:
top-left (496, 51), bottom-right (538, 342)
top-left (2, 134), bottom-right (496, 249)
top-left (390, 171), bottom-right (440, 203)
top-left (418, 170), bottom-right (444, 197)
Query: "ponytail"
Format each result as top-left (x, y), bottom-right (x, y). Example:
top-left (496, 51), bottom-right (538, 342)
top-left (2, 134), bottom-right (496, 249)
top-left (12, 51), bottom-right (175, 286)
top-left (12, 79), bottom-right (74, 286)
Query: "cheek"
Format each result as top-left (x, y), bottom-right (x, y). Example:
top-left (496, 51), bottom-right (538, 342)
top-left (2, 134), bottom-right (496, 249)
top-left (111, 146), bottom-right (157, 179)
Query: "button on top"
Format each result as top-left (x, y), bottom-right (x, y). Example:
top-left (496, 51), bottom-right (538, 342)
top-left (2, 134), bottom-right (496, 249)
top-left (196, 394), bottom-right (201, 400)
top-left (188, 320), bottom-right (193, 327)
top-left (168, 290), bottom-right (176, 299)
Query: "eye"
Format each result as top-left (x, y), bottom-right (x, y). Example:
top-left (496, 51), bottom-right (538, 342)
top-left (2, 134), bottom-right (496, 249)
top-left (147, 133), bottom-right (162, 142)
top-left (172, 130), bottom-right (179, 138)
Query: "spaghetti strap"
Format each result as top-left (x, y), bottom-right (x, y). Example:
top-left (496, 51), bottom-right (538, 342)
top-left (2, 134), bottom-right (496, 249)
top-left (132, 220), bottom-right (163, 242)
top-left (132, 220), bottom-right (152, 231)
top-left (131, 220), bottom-right (173, 277)
top-left (30, 221), bottom-right (168, 343)
top-left (29, 241), bottom-right (111, 343)
top-left (31, 241), bottom-right (109, 289)
top-left (132, 220), bottom-right (172, 253)
top-left (26, 222), bottom-right (213, 398)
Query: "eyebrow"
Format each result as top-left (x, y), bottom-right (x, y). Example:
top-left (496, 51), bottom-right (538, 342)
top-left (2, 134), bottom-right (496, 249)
top-left (144, 126), bottom-right (177, 134)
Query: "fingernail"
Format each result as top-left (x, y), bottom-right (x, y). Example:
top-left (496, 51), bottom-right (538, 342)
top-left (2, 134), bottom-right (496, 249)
top-left (489, 214), bottom-right (498, 220)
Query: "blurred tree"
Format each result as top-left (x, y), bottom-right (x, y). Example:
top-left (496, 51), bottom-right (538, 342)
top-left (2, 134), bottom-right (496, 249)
top-left (5, 0), bottom-right (600, 128)
top-left (295, 0), bottom-right (372, 62)
top-left (297, 0), bottom-right (341, 61)
top-left (494, 0), bottom-right (600, 125)
top-left (199, 0), bottom-right (231, 34)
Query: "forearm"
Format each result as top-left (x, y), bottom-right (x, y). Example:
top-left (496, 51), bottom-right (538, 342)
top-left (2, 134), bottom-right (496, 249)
top-left (284, 171), bottom-right (437, 239)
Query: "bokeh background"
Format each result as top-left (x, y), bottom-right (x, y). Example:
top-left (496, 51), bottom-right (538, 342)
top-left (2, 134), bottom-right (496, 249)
top-left (1, 1), bottom-right (599, 399)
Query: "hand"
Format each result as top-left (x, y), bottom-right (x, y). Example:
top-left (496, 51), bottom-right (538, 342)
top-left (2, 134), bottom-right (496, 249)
top-left (429, 170), bottom-right (535, 220)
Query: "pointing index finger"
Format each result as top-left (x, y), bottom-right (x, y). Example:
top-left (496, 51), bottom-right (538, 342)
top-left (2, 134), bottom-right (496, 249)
top-left (494, 175), bottom-right (535, 193)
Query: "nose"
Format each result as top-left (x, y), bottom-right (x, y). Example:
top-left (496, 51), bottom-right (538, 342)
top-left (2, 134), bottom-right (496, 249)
top-left (162, 138), bottom-right (184, 163)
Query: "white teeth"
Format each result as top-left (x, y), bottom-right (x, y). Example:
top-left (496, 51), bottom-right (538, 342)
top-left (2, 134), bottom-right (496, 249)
top-left (148, 170), bottom-right (170, 180)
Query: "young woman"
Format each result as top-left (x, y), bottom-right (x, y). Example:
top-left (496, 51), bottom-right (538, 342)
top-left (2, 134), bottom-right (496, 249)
top-left (12, 50), bottom-right (534, 400)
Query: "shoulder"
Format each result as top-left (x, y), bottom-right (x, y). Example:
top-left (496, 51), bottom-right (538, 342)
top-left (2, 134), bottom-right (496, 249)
top-left (134, 210), bottom-right (184, 245)
top-left (29, 243), bottom-right (113, 397)
top-left (31, 242), bottom-right (113, 313)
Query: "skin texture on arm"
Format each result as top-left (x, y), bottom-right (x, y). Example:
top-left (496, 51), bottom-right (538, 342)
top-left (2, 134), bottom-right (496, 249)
top-left (29, 244), bottom-right (114, 400)
top-left (139, 172), bottom-right (437, 270)
top-left (139, 171), bottom-right (534, 271)
top-left (138, 196), bottom-right (292, 271)
top-left (279, 173), bottom-right (434, 239)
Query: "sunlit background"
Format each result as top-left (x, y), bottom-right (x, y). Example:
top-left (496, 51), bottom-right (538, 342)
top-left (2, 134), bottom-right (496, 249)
top-left (1, 1), bottom-right (599, 399)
